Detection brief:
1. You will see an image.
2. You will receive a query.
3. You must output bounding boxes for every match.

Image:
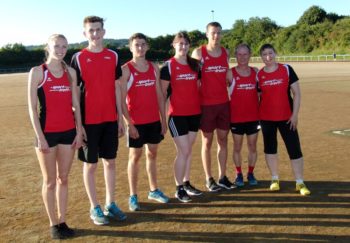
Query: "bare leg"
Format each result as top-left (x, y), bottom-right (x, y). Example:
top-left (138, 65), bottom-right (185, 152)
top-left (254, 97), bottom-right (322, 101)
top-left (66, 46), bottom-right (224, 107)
top-left (183, 132), bottom-right (198, 181)
top-left (145, 144), bottom-right (158, 191)
top-left (102, 158), bottom-right (116, 205)
top-left (128, 148), bottom-right (143, 196)
top-left (232, 134), bottom-right (243, 168)
top-left (265, 153), bottom-right (279, 177)
top-left (173, 135), bottom-right (192, 185)
top-left (83, 162), bottom-right (98, 209)
top-left (56, 144), bottom-right (75, 223)
top-left (291, 157), bottom-right (304, 180)
top-left (36, 146), bottom-right (58, 226)
top-left (216, 129), bottom-right (229, 179)
top-left (201, 131), bottom-right (214, 180)
top-left (246, 133), bottom-right (258, 167)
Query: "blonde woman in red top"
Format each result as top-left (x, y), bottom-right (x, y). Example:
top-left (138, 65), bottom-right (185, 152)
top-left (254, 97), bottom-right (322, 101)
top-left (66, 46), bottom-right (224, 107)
top-left (28, 34), bottom-right (83, 239)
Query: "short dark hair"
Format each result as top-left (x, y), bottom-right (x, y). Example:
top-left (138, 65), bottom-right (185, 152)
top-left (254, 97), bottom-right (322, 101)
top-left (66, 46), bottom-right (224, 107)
top-left (206, 22), bottom-right (222, 31)
top-left (129, 33), bottom-right (148, 45)
top-left (83, 16), bottom-right (104, 28)
top-left (259, 43), bottom-right (276, 55)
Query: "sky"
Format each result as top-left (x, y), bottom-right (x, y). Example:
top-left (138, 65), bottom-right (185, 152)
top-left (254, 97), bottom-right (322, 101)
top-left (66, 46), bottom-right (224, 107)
top-left (1, 0), bottom-right (349, 47)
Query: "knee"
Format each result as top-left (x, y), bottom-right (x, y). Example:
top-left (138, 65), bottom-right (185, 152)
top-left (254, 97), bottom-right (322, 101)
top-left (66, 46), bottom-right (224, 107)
top-left (56, 175), bottom-right (68, 186)
top-left (217, 136), bottom-right (228, 148)
top-left (43, 178), bottom-right (56, 190)
top-left (247, 142), bottom-right (257, 153)
top-left (146, 149), bottom-right (157, 161)
top-left (104, 160), bottom-right (116, 170)
top-left (85, 163), bottom-right (97, 174)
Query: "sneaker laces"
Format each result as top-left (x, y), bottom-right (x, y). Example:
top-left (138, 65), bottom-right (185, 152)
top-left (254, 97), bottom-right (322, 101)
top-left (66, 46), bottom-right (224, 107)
top-left (95, 206), bottom-right (104, 217)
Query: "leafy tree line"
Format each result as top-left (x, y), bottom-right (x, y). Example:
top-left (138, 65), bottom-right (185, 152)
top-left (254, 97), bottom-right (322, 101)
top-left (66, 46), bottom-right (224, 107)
top-left (0, 5), bottom-right (349, 70)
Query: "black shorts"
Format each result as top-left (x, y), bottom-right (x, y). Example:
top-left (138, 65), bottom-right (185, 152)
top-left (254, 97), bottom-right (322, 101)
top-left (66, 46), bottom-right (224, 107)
top-left (128, 121), bottom-right (164, 148)
top-left (168, 114), bottom-right (201, 137)
top-left (36, 128), bottom-right (76, 148)
top-left (230, 121), bottom-right (260, 135)
top-left (78, 121), bottom-right (118, 163)
top-left (260, 120), bottom-right (303, 160)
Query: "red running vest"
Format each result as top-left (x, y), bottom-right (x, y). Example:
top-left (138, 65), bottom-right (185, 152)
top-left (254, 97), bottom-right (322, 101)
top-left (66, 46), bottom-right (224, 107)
top-left (229, 67), bottom-right (259, 123)
top-left (37, 64), bottom-right (75, 132)
top-left (200, 45), bottom-right (229, 105)
top-left (126, 61), bottom-right (160, 125)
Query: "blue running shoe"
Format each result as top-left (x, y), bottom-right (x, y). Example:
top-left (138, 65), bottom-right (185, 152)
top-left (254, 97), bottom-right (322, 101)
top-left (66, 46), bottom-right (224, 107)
top-left (247, 173), bottom-right (258, 186)
top-left (90, 205), bottom-right (109, 225)
top-left (129, 195), bottom-right (140, 211)
top-left (148, 189), bottom-right (169, 203)
top-left (104, 202), bottom-right (127, 221)
top-left (235, 173), bottom-right (244, 187)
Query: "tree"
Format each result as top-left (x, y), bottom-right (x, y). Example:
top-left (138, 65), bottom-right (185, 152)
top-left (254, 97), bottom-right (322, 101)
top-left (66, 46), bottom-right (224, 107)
top-left (297, 5), bottom-right (327, 25)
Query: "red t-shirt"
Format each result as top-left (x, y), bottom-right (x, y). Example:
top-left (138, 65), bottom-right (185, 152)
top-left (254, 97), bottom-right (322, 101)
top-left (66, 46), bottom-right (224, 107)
top-left (71, 48), bottom-right (122, 125)
top-left (161, 57), bottom-right (201, 116)
top-left (257, 63), bottom-right (299, 121)
top-left (200, 45), bottom-right (229, 105)
top-left (37, 64), bottom-right (75, 132)
top-left (125, 61), bottom-right (160, 125)
top-left (229, 67), bottom-right (259, 123)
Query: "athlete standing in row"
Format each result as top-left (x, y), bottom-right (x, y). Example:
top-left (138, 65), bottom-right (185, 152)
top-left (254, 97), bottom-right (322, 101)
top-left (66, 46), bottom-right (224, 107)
top-left (192, 22), bottom-right (235, 191)
top-left (28, 34), bottom-right (83, 239)
top-left (161, 32), bottom-right (203, 203)
top-left (227, 44), bottom-right (260, 187)
top-left (120, 33), bottom-right (169, 211)
top-left (257, 43), bottom-right (311, 195)
top-left (71, 16), bottom-right (126, 225)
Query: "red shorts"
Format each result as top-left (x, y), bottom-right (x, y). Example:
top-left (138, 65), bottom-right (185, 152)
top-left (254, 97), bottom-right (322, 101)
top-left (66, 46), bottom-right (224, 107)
top-left (200, 102), bottom-right (230, 133)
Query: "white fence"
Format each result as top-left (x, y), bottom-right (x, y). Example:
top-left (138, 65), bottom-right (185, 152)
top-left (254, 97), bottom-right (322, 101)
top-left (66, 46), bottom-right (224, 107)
top-left (230, 54), bottom-right (350, 63)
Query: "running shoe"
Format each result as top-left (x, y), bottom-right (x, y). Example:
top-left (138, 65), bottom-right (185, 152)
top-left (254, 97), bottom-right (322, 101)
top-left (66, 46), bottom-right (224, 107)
top-left (270, 180), bottom-right (280, 191)
top-left (247, 173), bottom-right (258, 186)
top-left (296, 183), bottom-right (311, 195)
top-left (129, 195), bottom-right (140, 211)
top-left (175, 187), bottom-right (192, 203)
top-left (218, 176), bottom-right (236, 189)
top-left (206, 177), bottom-right (222, 192)
top-left (148, 189), bottom-right (169, 203)
top-left (58, 222), bottom-right (74, 238)
top-left (235, 173), bottom-right (244, 187)
top-left (184, 182), bottom-right (203, 196)
top-left (104, 202), bottom-right (127, 221)
top-left (90, 205), bottom-right (109, 225)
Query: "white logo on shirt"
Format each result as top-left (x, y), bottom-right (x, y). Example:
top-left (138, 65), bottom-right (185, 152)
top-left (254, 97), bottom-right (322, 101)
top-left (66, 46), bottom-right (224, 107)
top-left (104, 56), bottom-right (111, 60)
top-left (86, 58), bottom-right (92, 63)
top-left (261, 79), bottom-right (283, 86)
top-left (135, 79), bottom-right (155, 87)
top-left (47, 77), bottom-right (53, 82)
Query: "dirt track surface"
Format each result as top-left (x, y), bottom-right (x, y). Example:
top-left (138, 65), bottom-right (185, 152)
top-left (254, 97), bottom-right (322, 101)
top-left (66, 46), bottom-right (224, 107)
top-left (0, 62), bottom-right (349, 242)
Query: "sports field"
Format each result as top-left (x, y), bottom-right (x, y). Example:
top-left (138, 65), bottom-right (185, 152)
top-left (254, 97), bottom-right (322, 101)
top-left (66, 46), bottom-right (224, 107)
top-left (0, 62), bottom-right (349, 242)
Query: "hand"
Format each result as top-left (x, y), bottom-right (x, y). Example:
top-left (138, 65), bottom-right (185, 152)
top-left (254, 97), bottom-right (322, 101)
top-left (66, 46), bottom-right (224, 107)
top-left (287, 114), bottom-right (298, 131)
top-left (118, 119), bottom-right (125, 138)
top-left (37, 137), bottom-right (50, 153)
top-left (128, 123), bottom-right (139, 139)
top-left (72, 130), bottom-right (83, 149)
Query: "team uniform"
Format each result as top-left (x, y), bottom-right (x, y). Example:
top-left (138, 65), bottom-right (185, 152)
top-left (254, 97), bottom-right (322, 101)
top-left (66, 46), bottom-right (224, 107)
top-left (257, 63), bottom-right (302, 160)
top-left (229, 67), bottom-right (260, 135)
top-left (160, 57), bottom-right (201, 137)
top-left (125, 61), bottom-right (163, 148)
top-left (37, 64), bottom-right (76, 147)
top-left (199, 45), bottom-right (230, 132)
top-left (71, 48), bottom-right (122, 163)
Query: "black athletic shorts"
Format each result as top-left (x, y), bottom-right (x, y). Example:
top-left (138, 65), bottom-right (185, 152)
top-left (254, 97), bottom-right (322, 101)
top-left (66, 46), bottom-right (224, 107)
top-left (128, 121), bottom-right (164, 148)
top-left (168, 114), bottom-right (201, 137)
top-left (260, 120), bottom-right (303, 160)
top-left (230, 121), bottom-right (260, 135)
top-left (78, 121), bottom-right (118, 163)
top-left (36, 128), bottom-right (76, 148)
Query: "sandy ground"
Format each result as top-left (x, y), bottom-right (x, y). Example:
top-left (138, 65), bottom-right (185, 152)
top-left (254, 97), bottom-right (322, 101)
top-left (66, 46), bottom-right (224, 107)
top-left (0, 62), bottom-right (349, 242)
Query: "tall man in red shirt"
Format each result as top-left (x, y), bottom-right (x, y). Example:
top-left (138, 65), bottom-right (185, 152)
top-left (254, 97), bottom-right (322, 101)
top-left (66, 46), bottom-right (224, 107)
top-left (192, 22), bottom-right (235, 191)
top-left (71, 16), bottom-right (126, 225)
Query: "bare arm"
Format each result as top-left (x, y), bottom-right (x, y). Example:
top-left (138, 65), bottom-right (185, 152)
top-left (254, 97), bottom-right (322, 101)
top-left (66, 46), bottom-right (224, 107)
top-left (191, 47), bottom-right (202, 61)
top-left (288, 82), bottom-right (301, 130)
top-left (116, 78), bottom-right (125, 138)
top-left (68, 67), bottom-right (84, 148)
top-left (119, 65), bottom-right (138, 139)
top-left (28, 66), bottom-right (49, 153)
top-left (153, 63), bottom-right (167, 135)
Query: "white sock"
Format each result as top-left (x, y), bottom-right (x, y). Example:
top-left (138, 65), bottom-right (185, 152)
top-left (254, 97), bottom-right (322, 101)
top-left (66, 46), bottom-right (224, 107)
top-left (296, 179), bottom-right (304, 184)
top-left (272, 175), bottom-right (279, 180)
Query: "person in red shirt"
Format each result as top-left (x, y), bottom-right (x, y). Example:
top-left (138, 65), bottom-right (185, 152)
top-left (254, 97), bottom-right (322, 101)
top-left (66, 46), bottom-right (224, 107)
top-left (192, 22), bottom-right (234, 191)
top-left (227, 44), bottom-right (260, 187)
top-left (28, 34), bottom-right (83, 239)
top-left (161, 32), bottom-right (203, 203)
top-left (71, 16), bottom-right (126, 225)
top-left (257, 43), bottom-right (310, 196)
top-left (120, 33), bottom-right (168, 211)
